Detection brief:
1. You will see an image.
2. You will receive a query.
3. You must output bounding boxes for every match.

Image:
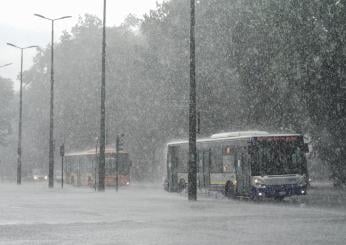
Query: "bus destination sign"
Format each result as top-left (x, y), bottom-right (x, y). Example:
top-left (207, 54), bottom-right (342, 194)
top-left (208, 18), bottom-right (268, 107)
top-left (254, 136), bottom-right (299, 142)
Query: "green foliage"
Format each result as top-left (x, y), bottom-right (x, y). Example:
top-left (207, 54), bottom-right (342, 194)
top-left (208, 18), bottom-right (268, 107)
top-left (0, 77), bottom-right (14, 145)
top-left (20, 1), bottom-right (346, 183)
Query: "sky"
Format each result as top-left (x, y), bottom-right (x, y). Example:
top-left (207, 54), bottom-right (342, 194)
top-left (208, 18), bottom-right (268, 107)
top-left (0, 0), bottom-right (165, 89)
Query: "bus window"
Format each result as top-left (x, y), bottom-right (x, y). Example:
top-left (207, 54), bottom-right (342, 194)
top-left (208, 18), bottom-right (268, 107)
top-left (223, 146), bottom-right (235, 173)
top-left (210, 147), bottom-right (223, 173)
top-left (291, 147), bottom-right (304, 174)
top-left (177, 146), bottom-right (188, 172)
top-left (251, 140), bottom-right (307, 176)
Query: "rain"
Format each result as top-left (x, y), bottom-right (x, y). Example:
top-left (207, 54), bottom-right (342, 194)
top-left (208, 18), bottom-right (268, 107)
top-left (0, 0), bottom-right (345, 244)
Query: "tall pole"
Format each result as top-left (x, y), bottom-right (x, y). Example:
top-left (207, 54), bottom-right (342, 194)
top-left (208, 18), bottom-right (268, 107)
top-left (48, 19), bottom-right (55, 188)
top-left (98, 0), bottom-right (107, 191)
top-left (6, 43), bottom-right (37, 185)
top-left (115, 135), bottom-right (119, 192)
top-left (34, 13), bottom-right (71, 188)
top-left (188, 0), bottom-right (197, 201)
top-left (17, 49), bottom-right (23, 185)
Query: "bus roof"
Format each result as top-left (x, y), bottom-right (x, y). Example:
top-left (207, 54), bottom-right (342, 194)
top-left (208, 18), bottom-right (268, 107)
top-left (65, 146), bottom-right (127, 157)
top-left (167, 131), bottom-right (302, 146)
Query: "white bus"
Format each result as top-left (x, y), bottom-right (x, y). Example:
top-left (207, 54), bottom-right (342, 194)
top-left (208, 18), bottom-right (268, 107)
top-left (165, 131), bottom-right (309, 200)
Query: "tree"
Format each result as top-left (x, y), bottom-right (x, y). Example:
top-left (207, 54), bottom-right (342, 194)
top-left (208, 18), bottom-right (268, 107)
top-left (0, 77), bottom-right (14, 145)
top-left (298, 0), bottom-right (346, 185)
top-left (20, 1), bottom-right (346, 183)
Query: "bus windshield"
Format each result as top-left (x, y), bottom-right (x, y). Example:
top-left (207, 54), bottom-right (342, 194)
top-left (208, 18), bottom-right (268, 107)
top-left (251, 139), bottom-right (307, 176)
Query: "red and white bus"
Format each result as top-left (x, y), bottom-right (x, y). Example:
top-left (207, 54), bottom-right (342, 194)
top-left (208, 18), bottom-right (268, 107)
top-left (65, 146), bottom-right (131, 187)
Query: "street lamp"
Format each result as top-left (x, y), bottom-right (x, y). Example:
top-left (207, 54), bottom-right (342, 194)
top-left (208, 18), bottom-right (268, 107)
top-left (188, 0), bottom-right (197, 201)
top-left (0, 63), bottom-right (12, 68)
top-left (34, 13), bottom-right (71, 188)
top-left (6, 42), bottom-right (38, 185)
top-left (98, 0), bottom-right (107, 192)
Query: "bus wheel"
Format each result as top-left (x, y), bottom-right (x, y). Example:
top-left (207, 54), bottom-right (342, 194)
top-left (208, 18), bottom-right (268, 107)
top-left (225, 181), bottom-right (235, 198)
top-left (178, 178), bottom-right (186, 193)
top-left (250, 194), bottom-right (261, 202)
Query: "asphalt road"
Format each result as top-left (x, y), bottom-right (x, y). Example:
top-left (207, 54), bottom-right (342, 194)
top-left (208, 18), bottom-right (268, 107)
top-left (0, 182), bottom-right (345, 245)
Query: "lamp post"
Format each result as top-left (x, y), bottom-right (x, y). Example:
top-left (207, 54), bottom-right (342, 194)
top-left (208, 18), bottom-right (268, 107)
top-left (0, 63), bottom-right (12, 68)
top-left (6, 43), bottom-right (38, 185)
top-left (34, 13), bottom-right (71, 188)
top-left (188, 0), bottom-right (197, 201)
top-left (98, 0), bottom-right (107, 192)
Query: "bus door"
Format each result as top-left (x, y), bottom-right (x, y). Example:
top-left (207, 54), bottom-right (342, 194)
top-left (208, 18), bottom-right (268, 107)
top-left (167, 146), bottom-right (178, 192)
top-left (236, 152), bottom-right (251, 194)
top-left (198, 150), bottom-right (210, 189)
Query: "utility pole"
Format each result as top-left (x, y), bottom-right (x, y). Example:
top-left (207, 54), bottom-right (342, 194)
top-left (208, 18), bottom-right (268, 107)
top-left (18, 48), bottom-right (24, 185)
top-left (188, 0), bottom-right (197, 201)
top-left (60, 144), bottom-right (64, 188)
top-left (49, 18), bottom-right (55, 188)
top-left (98, 0), bottom-right (107, 191)
top-left (6, 43), bottom-right (38, 185)
top-left (34, 13), bottom-right (71, 188)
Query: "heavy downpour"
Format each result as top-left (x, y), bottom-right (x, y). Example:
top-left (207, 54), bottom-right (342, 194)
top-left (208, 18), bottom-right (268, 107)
top-left (0, 0), bottom-right (345, 244)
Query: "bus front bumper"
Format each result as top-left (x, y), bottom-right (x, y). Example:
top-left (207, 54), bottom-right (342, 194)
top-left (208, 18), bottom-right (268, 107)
top-left (251, 184), bottom-right (307, 198)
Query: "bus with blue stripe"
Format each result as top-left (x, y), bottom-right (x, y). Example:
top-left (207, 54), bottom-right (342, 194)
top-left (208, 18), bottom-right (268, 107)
top-left (164, 131), bottom-right (309, 200)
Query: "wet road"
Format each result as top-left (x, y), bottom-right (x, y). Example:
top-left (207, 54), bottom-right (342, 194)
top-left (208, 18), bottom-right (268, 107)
top-left (0, 182), bottom-right (345, 245)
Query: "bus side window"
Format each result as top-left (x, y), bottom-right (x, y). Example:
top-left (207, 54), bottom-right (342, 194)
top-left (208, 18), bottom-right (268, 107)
top-left (210, 146), bottom-right (223, 173)
top-left (167, 149), bottom-right (172, 170)
top-left (176, 146), bottom-right (188, 172)
top-left (237, 159), bottom-right (241, 171)
top-left (223, 146), bottom-right (235, 173)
